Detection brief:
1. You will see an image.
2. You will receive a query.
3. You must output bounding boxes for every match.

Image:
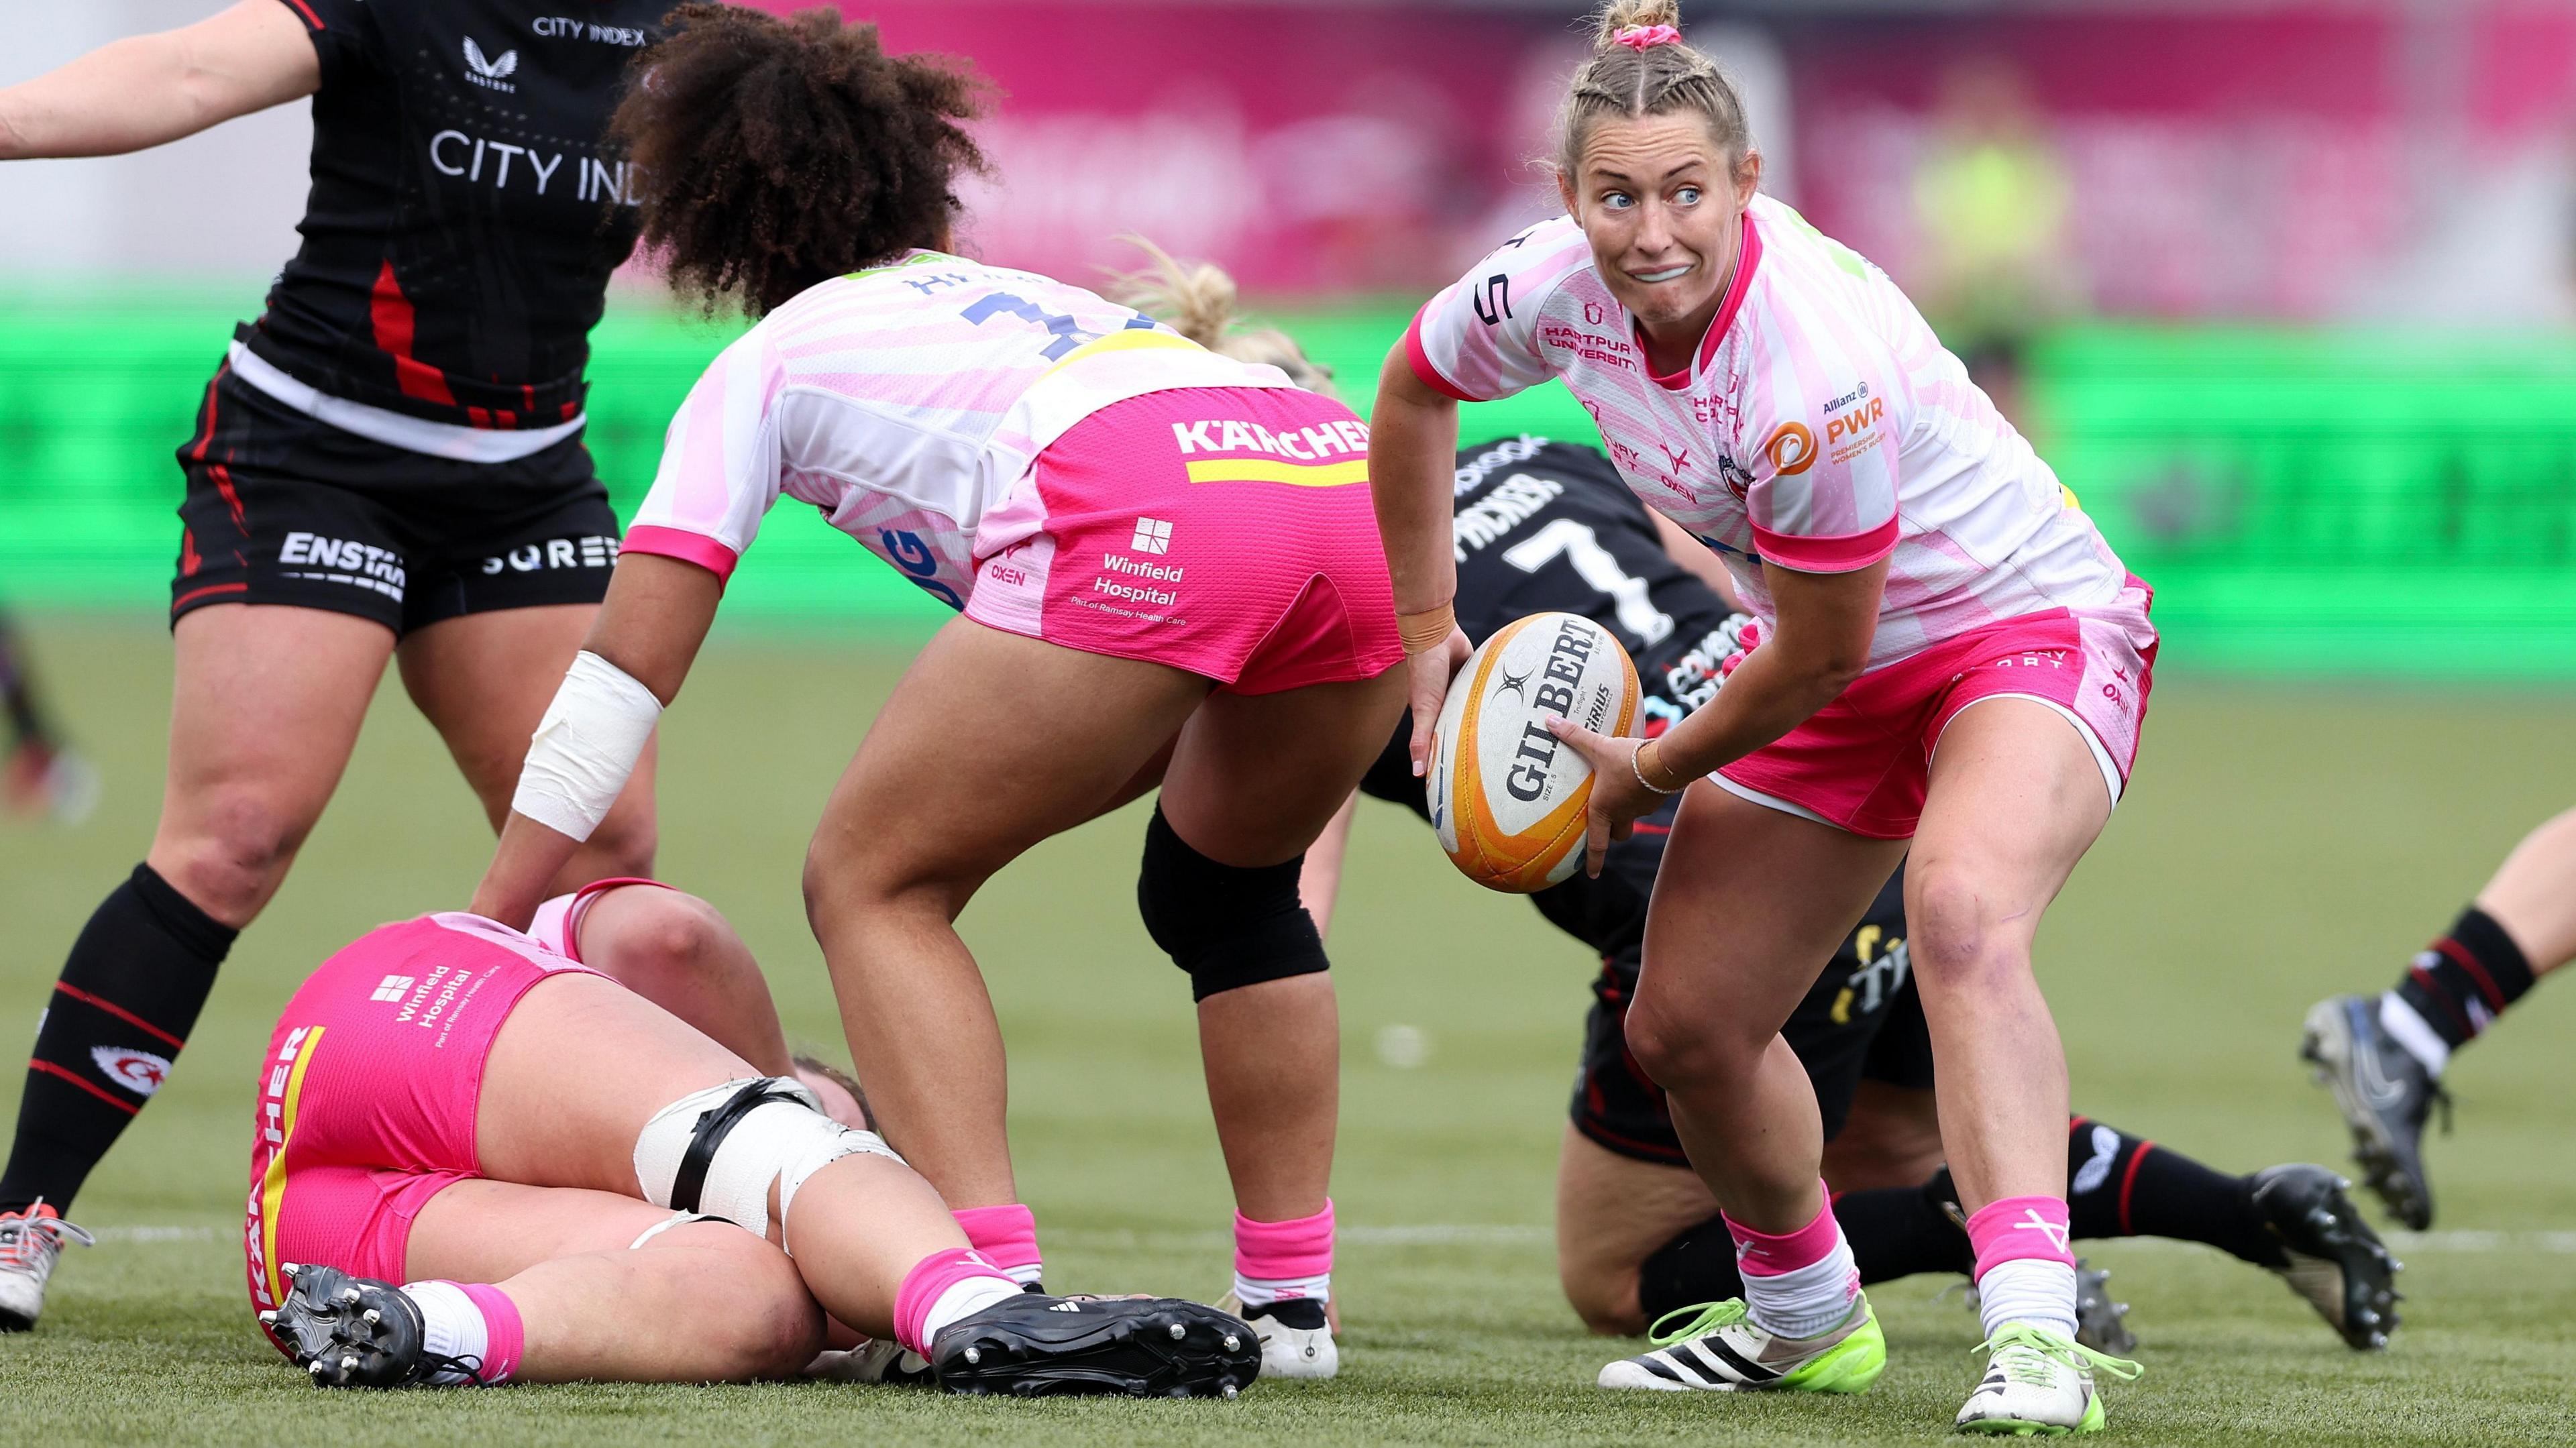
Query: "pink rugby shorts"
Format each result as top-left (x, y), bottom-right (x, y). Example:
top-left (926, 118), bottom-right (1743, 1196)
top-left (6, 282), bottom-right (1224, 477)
top-left (244, 913), bottom-right (596, 1349)
top-left (1715, 577), bottom-right (2158, 840)
top-left (965, 386), bottom-right (1403, 695)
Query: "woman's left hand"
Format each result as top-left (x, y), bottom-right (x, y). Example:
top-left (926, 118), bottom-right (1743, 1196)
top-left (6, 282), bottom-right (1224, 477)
top-left (1542, 716), bottom-right (1664, 879)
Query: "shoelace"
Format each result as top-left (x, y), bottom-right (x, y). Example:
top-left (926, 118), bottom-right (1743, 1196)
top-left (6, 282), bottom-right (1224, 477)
top-left (1972, 1324), bottom-right (2143, 1388)
top-left (1646, 1298), bottom-right (1751, 1347)
top-left (0, 1201), bottom-right (95, 1268)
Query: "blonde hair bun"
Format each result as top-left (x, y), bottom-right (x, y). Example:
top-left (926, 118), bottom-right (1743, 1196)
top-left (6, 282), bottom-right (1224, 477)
top-left (1593, 0), bottom-right (1683, 49)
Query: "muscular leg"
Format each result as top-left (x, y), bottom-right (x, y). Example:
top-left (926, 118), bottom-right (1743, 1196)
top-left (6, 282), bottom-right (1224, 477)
top-left (0, 606), bottom-right (388, 1218)
top-left (406, 1184), bottom-right (821, 1383)
top-left (472, 971), bottom-right (977, 1341)
top-left (398, 604), bottom-right (658, 891)
top-left (800, 618), bottom-right (1210, 1208)
top-left (573, 885), bottom-right (795, 1076)
top-left (2475, 804), bottom-right (2576, 975)
top-left (1623, 783), bottom-right (1908, 1233)
top-left (1159, 669), bottom-right (1407, 1223)
top-left (151, 606), bottom-right (393, 924)
top-left (1907, 698), bottom-right (2109, 1215)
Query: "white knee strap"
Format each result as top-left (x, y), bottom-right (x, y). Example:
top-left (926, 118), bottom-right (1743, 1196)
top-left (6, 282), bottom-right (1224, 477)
top-left (633, 1078), bottom-right (905, 1252)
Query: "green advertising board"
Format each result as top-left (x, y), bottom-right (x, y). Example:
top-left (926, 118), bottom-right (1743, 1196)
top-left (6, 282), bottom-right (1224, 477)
top-left (1, 289), bottom-right (2569, 676)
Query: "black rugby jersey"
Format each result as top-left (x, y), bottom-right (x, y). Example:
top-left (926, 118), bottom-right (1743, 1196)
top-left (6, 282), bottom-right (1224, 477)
top-left (1443, 435), bottom-right (1748, 734)
top-left (247, 0), bottom-right (667, 431)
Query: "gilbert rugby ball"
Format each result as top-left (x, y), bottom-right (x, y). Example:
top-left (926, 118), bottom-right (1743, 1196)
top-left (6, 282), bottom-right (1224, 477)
top-left (1428, 612), bottom-right (1642, 893)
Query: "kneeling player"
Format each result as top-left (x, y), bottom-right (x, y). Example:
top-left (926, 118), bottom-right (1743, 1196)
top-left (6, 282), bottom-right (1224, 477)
top-left (244, 911), bottom-right (1260, 1395)
top-left (1306, 438), bottom-right (2400, 1377)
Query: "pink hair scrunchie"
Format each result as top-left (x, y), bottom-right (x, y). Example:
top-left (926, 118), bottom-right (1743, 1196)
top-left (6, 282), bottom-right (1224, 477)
top-left (1614, 23), bottom-right (1683, 51)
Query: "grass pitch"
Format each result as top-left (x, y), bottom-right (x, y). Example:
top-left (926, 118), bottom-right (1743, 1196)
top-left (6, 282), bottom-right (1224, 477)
top-left (2, 617), bottom-right (2573, 1446)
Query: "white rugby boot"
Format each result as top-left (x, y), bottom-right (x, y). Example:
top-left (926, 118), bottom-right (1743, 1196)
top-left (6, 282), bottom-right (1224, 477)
top-left (1217, 1290), bottom-right (1338, 1380)
top-left (0, 1199), bottom-right (93, 1331)
top-left (1955, 1323), bottom-right (2141, 1435)
top-left (1598, 1295), bottom-right (1885, 1394)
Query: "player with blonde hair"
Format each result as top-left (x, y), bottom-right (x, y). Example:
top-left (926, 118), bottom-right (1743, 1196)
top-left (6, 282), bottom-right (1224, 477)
top-left (1372, 2), bottom-right (2156, 1431)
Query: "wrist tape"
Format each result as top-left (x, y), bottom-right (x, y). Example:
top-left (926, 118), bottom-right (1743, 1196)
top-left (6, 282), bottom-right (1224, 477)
top-left (511, 650), bottom-right (661, 843)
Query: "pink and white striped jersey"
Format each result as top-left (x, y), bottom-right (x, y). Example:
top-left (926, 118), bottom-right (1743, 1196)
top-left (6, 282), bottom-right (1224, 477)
top-left (625, 252), bottom-right (1299, 608)
top-left (1404, 196), bottom-right (2129, 668)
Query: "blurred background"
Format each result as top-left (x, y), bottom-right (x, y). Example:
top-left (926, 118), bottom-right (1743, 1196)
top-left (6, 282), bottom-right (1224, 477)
top-left (3, 11), bottom-right (2574, 1435)
top-left (5, 0), bottom-right (2575, 675)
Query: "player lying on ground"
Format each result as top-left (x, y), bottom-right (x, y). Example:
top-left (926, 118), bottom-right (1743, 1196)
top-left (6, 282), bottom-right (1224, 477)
top-left (241, 908), bottom-right (1260, 1396)
top-left (2302, 804), bottom-right (2576, 1228)
top-left (1304, 437), bottom-right (2400, 1370)
top-left (471, 7), bottom-right (1401, 1381)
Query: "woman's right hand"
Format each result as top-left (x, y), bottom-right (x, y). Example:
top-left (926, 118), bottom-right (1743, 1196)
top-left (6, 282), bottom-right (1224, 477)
top-left (1405, 625), bottom-right (1473, 777)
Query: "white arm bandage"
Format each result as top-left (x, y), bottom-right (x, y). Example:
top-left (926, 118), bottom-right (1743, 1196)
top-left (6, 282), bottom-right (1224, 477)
top-left (511, 650), bottom-right (663, 842)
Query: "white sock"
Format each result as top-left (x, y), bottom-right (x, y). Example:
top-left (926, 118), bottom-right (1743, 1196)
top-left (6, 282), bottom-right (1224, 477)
top-left (1232, 1272), bottom-right (1330, 1311)
top-left (2379, 992), bottom-right (2452, 1077)
top-left (1741, 1239), bottom-right (1860, 1339)
top-left (1976, 1257), bottom-right (2079, 1343)
top-left (918, 1274), bottom-right (1023, 1343)
top-left (398, 1280), bottom-right (490, 1386)
top-left (999, 1261), bottom-right (1044, 1287)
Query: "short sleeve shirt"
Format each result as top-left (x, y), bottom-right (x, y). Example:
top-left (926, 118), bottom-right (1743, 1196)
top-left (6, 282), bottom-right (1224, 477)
top-left (1405, 196), bottom-right (2128, 667)
top-left (622, 254), bottom-right (1295, 610)
top-left (254, 0), bottom-right (667, 430)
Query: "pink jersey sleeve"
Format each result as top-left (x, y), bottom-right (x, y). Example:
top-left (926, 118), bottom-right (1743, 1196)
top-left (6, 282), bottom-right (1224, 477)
top-left (1740, 302), bottom-right (1905, 574)
top-left (1402, 220), bottom-right (1590, 403)
top-left (623, 329), bottom-right (786, 586)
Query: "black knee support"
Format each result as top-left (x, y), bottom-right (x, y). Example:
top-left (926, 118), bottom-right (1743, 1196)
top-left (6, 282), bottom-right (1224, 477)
top-left (1137, 807), bottom-right (1328, 1002)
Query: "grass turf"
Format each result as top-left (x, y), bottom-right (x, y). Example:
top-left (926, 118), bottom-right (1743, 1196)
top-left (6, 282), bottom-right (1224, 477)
top-left (1, 617), bottom-right (2573, 1445)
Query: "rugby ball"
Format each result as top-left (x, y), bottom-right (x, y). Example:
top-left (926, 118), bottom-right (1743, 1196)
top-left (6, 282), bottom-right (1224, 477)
top-left (1428, 612), bottom-right (1641, 893)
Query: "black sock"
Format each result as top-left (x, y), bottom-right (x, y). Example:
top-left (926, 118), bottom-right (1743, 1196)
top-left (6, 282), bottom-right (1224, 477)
top-left (1637, 1214), bottom-right (1743, 1325)
top-left (1838, 1178), bottom-right (1976, 1281)
top-left (1635, 1179), bottom-right (1976, 1325)
top-left (2063, 1117), bottom-right (2279, 1268)
top-left (0, 865), bottom-right (234, 1214)
top-left (2394, 905), bottom-right (2536, 1051)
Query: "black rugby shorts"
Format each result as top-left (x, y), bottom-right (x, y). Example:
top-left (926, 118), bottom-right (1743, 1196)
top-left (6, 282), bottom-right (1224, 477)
top-left (171, 367), bottom-right (620, 635)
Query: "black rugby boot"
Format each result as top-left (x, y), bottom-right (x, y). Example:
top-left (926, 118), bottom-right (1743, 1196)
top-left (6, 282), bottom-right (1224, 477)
top-left (2250, 1164), bottom-right (2403, 1351)
top-left (2301, 995), bottom-right (2448, 1229)
top-left (932, 1293), bottom-right (1261, 1398)
top-left (262, 1264), bottom-right (483, 1388)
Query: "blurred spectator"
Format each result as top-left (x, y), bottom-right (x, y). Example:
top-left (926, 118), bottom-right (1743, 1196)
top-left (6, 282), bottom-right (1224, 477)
top-left (1908, 58), bottom-right (2078, 428)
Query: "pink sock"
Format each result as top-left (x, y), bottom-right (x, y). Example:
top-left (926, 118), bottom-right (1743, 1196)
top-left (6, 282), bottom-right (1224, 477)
top-left (1965, 1195), bottom-right (2077, 1276)
top-left (1232, 1199), bottom-right (1334, 1307)
top-left (453, 1284), bottom-right (522, 1383)
top-left (952, 1204), bottom-right (1042, 1286)
top-left (1722, 1188), bottom-right (1843, 1276)
top-left (1722, 1185), bottom-right (1860, 1338)
top-left (893, 1247), bottom-right (1018, 1355)
top-left (1966, 1196), bottom-right (2078, 1339)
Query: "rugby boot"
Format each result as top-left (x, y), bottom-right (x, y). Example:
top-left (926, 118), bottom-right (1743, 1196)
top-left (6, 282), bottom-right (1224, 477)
top-left (2301, 995), bottom-right (2448, 1229)
top-left (1217, 1289), bottom-right (1338, 1380)
top-left (2249, 1164), bottom-right (2402, 1349)
top-left (931, 1292), bottom-right (1261, 1398)
top-left (262, 1264), bottom-right (482, 1387)
top-left (2071, 1260), bottom-right (2135, 1357)
top-left (809, 1338), bottom-right (937, 1386)
top-left (1955, 1324), bottom-right (2141, 1435)
top-left (0, 1199), bottom-right (93, 1331)
top-left (1598, 1294), bottom-right (1885, 1394)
